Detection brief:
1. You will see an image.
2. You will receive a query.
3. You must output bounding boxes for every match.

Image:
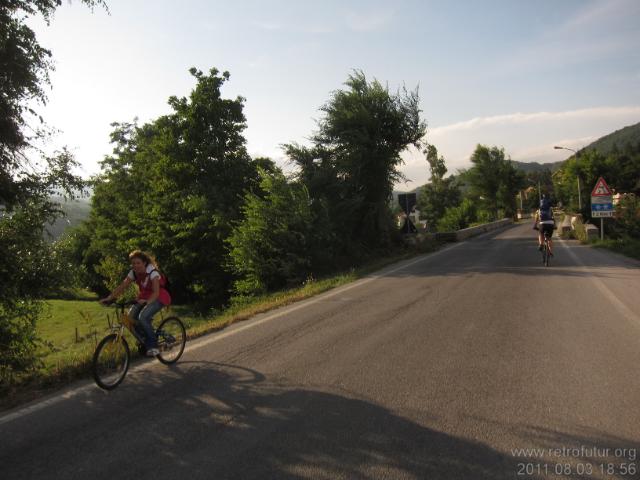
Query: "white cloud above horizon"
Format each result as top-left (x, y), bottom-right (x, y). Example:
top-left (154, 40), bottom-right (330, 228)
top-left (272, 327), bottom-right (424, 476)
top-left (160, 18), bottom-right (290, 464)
top-left (397, 106), bottom-right (640, 189)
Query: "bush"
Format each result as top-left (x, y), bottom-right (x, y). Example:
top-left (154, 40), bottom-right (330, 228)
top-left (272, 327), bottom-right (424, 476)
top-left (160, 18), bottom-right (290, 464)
top-left (227, 169), bottom-right (316, 296)
top-left (437, 199), bottom-right (477, 232)
top-left (610, 194), bottom-right (640, 238)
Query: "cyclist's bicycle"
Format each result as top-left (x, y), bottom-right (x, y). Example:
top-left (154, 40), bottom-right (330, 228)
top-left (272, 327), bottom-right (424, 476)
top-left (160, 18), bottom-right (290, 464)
top-left (92, 301), bottom-right (186, 390)
top-left (541, 229), bottom-right (552, 267)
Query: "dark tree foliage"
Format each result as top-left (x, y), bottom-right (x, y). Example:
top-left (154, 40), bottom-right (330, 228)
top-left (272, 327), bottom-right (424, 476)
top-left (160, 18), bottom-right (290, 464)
top-left (0, 0), bottom-right (106, 384)
top-left (464, 145), bottom-right (524, 220)
top-left (417, 144), bottom-right (460, 231)
top-left (285, 71), bottom-right (426, 259)
top-left (554, 146), bottom-right (640, 218)
top-left (82, 68), bottom-right (259, 308)
top-left (227, 168), bottom-right (317, 296)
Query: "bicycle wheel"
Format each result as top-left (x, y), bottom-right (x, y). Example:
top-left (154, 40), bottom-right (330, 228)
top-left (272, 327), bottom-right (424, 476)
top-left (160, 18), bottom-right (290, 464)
top-left (544, 241), bottom-right (550, 267)
top-left (92, 333), bottom-right (130, 390)
top-left (155, 316), bottom-right (186, 365)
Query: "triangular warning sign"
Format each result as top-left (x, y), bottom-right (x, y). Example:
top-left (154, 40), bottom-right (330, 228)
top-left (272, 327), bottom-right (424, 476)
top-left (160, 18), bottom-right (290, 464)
top-left (591, 177), bottom-right (612, 196)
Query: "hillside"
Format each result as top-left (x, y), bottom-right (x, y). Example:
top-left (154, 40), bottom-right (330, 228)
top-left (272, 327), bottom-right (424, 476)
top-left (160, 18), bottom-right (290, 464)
top-left (510, 160), bottom-right (564, 173)
top-left (44, 197), bottom-right (91, 241)
top-left (582, 121), bottom-right (640, 155)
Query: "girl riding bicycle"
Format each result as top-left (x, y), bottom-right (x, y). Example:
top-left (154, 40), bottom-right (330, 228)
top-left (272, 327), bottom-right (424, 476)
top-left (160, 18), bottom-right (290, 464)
top-left (100, 250), bottom-right (171, 356)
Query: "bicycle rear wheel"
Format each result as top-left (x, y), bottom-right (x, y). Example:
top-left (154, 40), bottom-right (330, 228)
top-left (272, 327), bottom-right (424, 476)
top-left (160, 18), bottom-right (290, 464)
top-left (156, 316), bottom-right (186, 365)
top-left (544, 241), bottom-right (550, 266)
top-left (92, 333), bottom-right (130, 390)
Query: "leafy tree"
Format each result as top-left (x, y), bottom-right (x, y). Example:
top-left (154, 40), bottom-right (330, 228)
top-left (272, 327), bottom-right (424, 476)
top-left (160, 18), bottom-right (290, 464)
top-left (1, 1), bottom-right (106, 385)
top-left (554, 147), bottom-right (640, 218)
top-left (417, 144), bottom-right (460, 231)
top-left (610, 194), bottom-right (640, 239)
top-left (437, 198), bottom-right (477, 232)
top-left (82, 68), bottom-right (259, 308)
top-left (1, 0), bottom-right (106, 207)
top-left (522, 169), bottom-right (554, 211)
top-left (497, 159), bottom-right (525, 218)
top-left (227, 168), bottom-right (316, 296)
top-left (285, 71), bottom-right (426, 256)
top-left (464, 145), bottom-right (524, 219)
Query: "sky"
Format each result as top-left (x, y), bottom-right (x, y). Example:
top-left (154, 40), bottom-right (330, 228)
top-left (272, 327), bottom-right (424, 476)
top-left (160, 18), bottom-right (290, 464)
top-left (29, 0), bottom-right (640, 188)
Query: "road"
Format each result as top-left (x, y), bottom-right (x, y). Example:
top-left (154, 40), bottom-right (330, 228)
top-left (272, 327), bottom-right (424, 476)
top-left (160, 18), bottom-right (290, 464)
top-left (2, 223), bottom-right (639, 479)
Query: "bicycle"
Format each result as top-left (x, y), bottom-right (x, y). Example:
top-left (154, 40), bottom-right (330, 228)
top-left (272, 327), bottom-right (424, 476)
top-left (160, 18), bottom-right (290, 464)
top-left (541, 229), bottom-right (552, 266)
top-left (92, 301), bottom-right (186, 390)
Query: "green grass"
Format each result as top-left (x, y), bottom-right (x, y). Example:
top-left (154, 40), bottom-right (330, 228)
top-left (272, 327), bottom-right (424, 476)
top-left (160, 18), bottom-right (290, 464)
top-left (2, 239), bottom-right (441, 409)
top-left (559, 213), bottom-right (640, 260)
top-left (592, 237), bottom-right (640, 260)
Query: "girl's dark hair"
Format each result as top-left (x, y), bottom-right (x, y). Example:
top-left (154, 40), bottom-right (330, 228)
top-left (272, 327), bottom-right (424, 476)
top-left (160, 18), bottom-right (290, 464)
top-left (128, 250), bottom-right (158, 268)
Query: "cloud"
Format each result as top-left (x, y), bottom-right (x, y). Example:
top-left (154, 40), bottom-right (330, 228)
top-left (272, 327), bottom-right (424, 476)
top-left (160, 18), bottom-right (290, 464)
top-left (561, 0), bottom-right (640, 33)
top-left (396, 106), bottom-right (640, 188)
top-left (345, 8), bottom-right (394, 32)
top-left (251, 21), bottom-right (282, 31)
top-left (497, 0), bottom-right (640, 75)
top-left (429, 106), bottom-right (640, 137)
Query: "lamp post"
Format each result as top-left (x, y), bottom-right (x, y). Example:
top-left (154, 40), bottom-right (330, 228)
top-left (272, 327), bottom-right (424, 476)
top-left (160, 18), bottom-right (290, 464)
top-left (554, 146), bottom-right (581, 211)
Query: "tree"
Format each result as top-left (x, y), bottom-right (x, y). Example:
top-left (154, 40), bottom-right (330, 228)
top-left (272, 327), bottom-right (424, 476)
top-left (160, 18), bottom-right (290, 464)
top-left (417, 144), bottom-right (460, 231)
top-left (0, 1), bottom-right (106, 385)
top-left (82, 68), bottom-right (259, 308)
top-left (437, 198), bottom-right (477, 232)
top-left (464, 145), bottom-right (524, 219)
top-left (554, 147), bottom-right (640, 218)
top-left (227, 168), bottom-right (316, 296)
top-left (1, 0), bottom-right (106, 206)
top-left (285, 71), bottom-right (426, 255)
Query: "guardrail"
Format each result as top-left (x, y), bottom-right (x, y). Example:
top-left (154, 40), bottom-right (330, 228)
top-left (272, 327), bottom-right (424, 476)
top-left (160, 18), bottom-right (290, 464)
top-left (408, 218), bottom-right (513, 245)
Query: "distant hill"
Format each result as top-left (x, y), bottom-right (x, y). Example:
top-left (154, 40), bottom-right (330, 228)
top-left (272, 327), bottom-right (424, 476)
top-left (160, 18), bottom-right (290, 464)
top-left (44, 197), bottom-right (91, 241)
top-left (582, 121), bottom-right (640, 155)
top-left (510, 160), bottom-right (564, 173)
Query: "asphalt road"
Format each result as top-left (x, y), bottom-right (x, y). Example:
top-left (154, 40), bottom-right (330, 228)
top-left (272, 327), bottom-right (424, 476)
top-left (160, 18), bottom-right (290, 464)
top-left (2, 223), bottom-right (639, 479)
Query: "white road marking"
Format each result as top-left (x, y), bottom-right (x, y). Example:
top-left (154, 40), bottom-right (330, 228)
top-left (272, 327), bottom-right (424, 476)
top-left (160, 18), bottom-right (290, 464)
top-left (558, 238), bottom-right (640, 326)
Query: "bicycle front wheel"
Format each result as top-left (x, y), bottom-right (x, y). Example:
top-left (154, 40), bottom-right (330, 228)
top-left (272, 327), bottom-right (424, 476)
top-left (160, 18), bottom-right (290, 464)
top-left (92, 334), bottom-right (130, 390)
top-left (156, 316), bottom-right (186, 365)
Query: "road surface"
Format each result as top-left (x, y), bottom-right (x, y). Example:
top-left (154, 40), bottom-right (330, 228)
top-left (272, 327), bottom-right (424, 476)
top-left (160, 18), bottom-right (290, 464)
top-left (2, 223), bottom-right (639, 479)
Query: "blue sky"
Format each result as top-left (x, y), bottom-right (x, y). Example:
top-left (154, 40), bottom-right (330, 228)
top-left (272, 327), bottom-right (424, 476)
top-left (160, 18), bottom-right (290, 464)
top-left (30, 0), bottom-right (640, 187)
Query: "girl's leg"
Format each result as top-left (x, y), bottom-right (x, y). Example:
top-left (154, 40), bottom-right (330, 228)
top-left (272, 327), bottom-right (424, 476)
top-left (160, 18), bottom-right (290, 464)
top-left (128, 303), bottom-right (146, 341)
top-left (137, 301), bottom-right (164, 349)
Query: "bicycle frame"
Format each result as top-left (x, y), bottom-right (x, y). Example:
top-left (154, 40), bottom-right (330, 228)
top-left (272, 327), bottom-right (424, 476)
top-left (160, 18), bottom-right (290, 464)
top-left (107, 301), bottom-right (171, 344)
top-left (107, 303), bottom-right (147, 346)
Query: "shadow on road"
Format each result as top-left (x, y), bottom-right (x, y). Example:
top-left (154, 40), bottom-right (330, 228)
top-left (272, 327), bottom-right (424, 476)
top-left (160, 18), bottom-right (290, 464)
top-left (1, 360), bottom-right (541, 480)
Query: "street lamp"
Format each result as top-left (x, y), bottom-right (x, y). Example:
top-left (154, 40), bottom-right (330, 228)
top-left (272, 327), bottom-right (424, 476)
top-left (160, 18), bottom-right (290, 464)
top-left (554, 146), bottom-right (581, 211)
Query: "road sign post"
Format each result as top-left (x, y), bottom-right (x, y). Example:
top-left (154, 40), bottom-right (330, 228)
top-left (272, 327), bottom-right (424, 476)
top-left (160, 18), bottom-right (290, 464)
top-left (590, 177), bottom-right (614, 241)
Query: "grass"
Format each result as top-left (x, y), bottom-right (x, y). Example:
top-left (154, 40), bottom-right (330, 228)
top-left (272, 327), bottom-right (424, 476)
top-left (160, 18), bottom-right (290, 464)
top-left (558, 212), bottom-right (640, 261)
top-left (1, 239), bottom-right (441, 410)
top-left (592, 237), bottom-right (640, 260)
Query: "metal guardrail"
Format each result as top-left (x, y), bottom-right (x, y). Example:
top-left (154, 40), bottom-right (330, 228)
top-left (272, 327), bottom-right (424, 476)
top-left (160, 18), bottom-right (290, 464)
top-left (407, 218), bottom-right (513, 245)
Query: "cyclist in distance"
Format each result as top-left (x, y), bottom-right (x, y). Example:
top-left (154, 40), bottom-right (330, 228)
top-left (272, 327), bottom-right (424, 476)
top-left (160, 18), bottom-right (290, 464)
top-left (100, 250), bottom-right (171, 356)
top-left (533, 194), bottom-right (555, 256)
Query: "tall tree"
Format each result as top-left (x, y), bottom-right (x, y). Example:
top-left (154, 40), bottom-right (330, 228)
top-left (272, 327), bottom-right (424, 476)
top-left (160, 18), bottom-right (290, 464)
top-left (83, 68), bottom-right (258, 307)
top-left (227, 168), bottom-right (316, 296)
top-left (417, 144), bottom-right (460, 230)
top-left (465, 145), bottom-right (524, 219)
top-left (286, 71), bottom-right (426, 254)
top-left (0, 0), bottom-right (106, 384)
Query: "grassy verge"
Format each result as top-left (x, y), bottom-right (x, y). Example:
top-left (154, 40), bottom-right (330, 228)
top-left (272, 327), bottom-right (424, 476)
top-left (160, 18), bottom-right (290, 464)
top-left (1, 239), bottom-right (441, 410)
top-left (592, 237), bottom-right (640, 261)
top-left (559, 213), bottom-right (640, 260)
